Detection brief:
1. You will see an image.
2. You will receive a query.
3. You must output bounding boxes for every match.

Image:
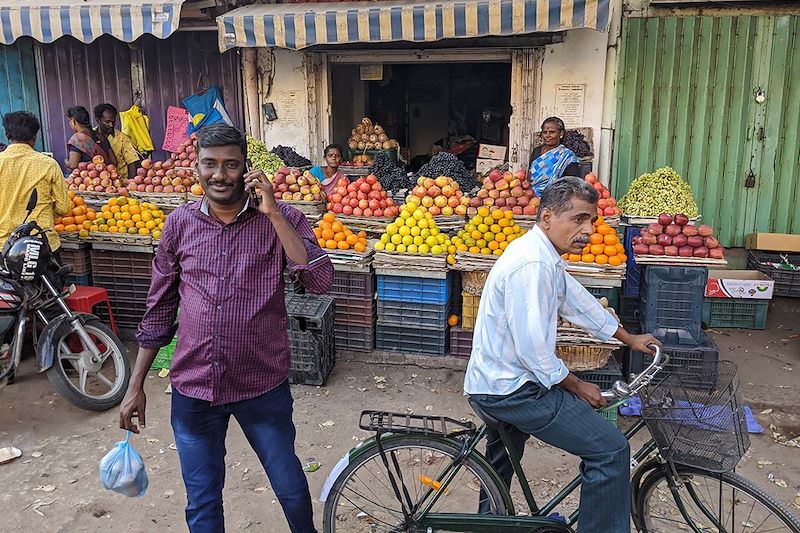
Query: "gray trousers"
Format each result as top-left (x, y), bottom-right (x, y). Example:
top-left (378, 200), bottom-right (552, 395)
top-left (469, 381), bottom-right (631, 532)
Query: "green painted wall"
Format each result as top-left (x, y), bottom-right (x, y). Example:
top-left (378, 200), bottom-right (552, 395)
top-left (613, 16), bottom-right (800, 246)
top-left (0, 38), bottom-right (42, 149)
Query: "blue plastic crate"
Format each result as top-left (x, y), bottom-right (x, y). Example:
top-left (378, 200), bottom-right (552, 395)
top-left (377, 275), bottom-right (451, 305)
top-left (64, 273), bottom-right (91, 286)
top-left (622, 226), bottom-right (641, 297)
top-left (640, 265), bottom-right (707, 345)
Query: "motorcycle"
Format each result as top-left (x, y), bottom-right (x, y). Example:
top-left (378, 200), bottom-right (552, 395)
top-left (0, 190), bottom-right (130, 411)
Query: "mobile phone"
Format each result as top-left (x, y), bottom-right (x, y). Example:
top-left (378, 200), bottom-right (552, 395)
top-left (246, 159), bottom-right (260, 204)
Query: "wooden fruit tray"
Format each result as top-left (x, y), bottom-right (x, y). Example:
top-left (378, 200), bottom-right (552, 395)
top-left (282, 200), bottom-right (326, 218)
top-left (130, 192), bottom-right (187, 208)
top-left (88, 232), bottom-right (154, 251)
top-left (633, 255), bottom-right (727, 267)
top-left (451, 252), bottom-right (499, 272)
top-left (373, 251), bottom-right (448, 275)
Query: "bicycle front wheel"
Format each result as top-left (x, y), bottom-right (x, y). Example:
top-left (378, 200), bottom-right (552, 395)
top-left (635, 463), bottom-right (800, 532)
top-left (323, 435), bottom-right (508, 533)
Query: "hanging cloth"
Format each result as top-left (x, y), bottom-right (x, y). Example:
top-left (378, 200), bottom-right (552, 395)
top-left (119, 105), bottom-right (155, 153)
top-left (182, 86), bottom-right (233, 134)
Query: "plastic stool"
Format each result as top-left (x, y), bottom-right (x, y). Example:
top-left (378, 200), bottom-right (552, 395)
top-left (65, 286), bottom-right (118, 334)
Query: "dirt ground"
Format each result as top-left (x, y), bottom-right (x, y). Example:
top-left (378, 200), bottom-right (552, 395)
top-left (0, 299), bottom-right (798, 532)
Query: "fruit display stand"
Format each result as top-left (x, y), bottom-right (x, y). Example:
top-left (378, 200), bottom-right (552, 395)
top-left (333, 215), bottom-right (393, 238)
top-left (432, 215), bottom-right (467, 236)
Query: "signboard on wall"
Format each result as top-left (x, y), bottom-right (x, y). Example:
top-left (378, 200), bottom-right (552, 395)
top-left (360, 64), bottom-right (383, 81)
top-left (554, 84), bottom-right (585, 128)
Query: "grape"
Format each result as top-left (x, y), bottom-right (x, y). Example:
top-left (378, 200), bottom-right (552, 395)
top-left (562, 130), bottom-right (593, 158)
top-left (369, 152), bottom-right (411, 191)
top-left (271, 145), bottom-right (312, 167)
top-left (247, 137), bottom-right (284, 173)
top-left (618, 167), bottom-right (699, 217)
top-left (415, 153), bottom-right (477, 191)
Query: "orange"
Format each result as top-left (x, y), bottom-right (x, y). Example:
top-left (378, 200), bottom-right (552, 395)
top-left (346, 234), bottom-right (359, 246)
top-left (488, 241), bottom-right (499, 251)
top-left (323, 213), bottom-right (335, 223)
top-left (354, 242), bottom-right (366, 253)
top-left (313, 228), bottom-right (322, 238)
top-left (129, 205), bottom-right (141, 215)
top-left (325, 239), bottom-right (337, 249)
top-left (337, 240), bottom-right (349, 250)
top-left (334, 232), bottom-right (346, 242)
top-left (604, 245), bottom-right (618, 257)
top-left (581, 253), bottom-right (595, 263)
top-left (68, 191), bottom-right (76, 199)
top-left (358, 231), bottom-right (367, 239)
top-left (495, 233), bottom-right (506, 242)
top-left (64, 224), bottom-right (78, 232)
top-left (82, 221), bottom-right (92, 230)
top-left (61, 216), bottom-right (75, 225)
top-left (597, 224), bottom-right (612, 236)
top-left (331, 221), bottom-right (344, 233)
top-left (590, 244), bottom-right (605, 256)
top-left (321, 228), bottom-right (334, 241)
top-left (603, 234), bottom-right (617, 245)
top-left (615, 243), bottom-right (625, 254)
top-left (54, 224), bottom-right (65, 232)
top-left (567, 253), bottom-right (582, 262)
top-left (318, 238), bottom-right (326, 248)
top-left (447, 315), bottom-right (459, 327)
top-left (107, 226), bottom-right (119, 233)
top-left (595, 254), bottom-right (608, 265)
top-left (73, 196), bottom-right (85, 206)
top-left (589, 233), bottom-right (603, 245)
top-left (86, 211), bottom-right (96, 221)
top-left (608, 255), bottom-right (623, 267)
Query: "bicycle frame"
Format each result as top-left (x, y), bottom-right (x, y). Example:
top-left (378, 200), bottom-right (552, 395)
top-left (403, 419), bottom-right (659, 532)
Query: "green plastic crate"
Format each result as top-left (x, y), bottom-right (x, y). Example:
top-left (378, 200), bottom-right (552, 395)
top-left (702, 298), bottom-right (769, 330)
top-left (599, 405), bottom-right (618, 427)
top-left (586, 286), bottom-right (620, 312)
top-left (150, 336), bottom-right (177, 370)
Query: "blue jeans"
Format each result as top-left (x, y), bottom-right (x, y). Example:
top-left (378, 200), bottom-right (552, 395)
top-left (470, 381), bottom-right (630, 532)
top-left (171, 381), bottom-right (317, 533)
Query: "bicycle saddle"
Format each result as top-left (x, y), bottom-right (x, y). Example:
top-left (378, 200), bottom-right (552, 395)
top-left (468, 398), bottom-right (509, 431)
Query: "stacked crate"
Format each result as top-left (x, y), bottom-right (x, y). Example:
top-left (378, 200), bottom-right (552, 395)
top-left (328, 268), bottom-right (376, 353)
top-left (630, 265), bottom-right (719, 384)
top-left (90, 246), bottom-right (154, 329)
top-left (59, 242), bottom-right (92, 286)
top-left (285, 294), bottom-right (335, 386)
top-left (376, 273), bottom-right (450, 356)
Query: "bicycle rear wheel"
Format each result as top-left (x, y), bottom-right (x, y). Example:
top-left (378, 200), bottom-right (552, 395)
top-left (323, 435), bottom-right (508, 532)
top-left (635, 463), bottom-right (800, 532)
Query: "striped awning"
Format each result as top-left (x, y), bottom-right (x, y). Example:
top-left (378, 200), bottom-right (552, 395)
top-left (217, 0), bottom-right (610, 52)
top-left (0, 0), bottom-right (185, 45)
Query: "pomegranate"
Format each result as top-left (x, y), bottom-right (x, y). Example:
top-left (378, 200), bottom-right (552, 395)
top-left (672, 234), bottom-right (688, 248)
top-left (633, 236), bottom-right (643, 246)
top-left (633, 243), bottom-right (650, 255)
top-left (693, 246), bottom-right (709, 258)
top-left (704, 237), bottom-right (719, 249)
top-left (678, 246), bottom-right (694, 257)
top-left (649, 244), bottom-right (665, 256)
top-left (641, 233), bottom-right (658, 245)
top-left (674, 213), bottom-right (690, 226)
top-left (658, 213), bottom-right (674, 226)
top-left (657, 234), bottom-right (672, 247)
top-left (709, 247), bottom-right (725, 259)
top-left (682, 225), bottom-right (699, 237)
top-left (698, 224), bottom-right (714, 237)
top-left (665, 224), bottom-right (682, 237)
top-left (647, 223), bottom-right (664, 236)
top-left (687, 235), bottom-right (705, 248)
top-left (664, 245), bottom-right (679, 257)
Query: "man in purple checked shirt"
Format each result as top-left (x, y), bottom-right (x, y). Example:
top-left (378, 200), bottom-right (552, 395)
top-left (119, 124), bottom-right (332, 533)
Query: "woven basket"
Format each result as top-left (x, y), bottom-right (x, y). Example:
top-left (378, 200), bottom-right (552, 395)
top-left (462, 270), bottom-right (489, 295)
top-left (556, 345), bottom-right (613, 372)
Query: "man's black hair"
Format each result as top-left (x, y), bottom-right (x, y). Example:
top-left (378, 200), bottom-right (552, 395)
top-left (196, 124), bottom-right (247, 158)
top-left (94, 103), bottom-right (118, 120)
top-left (3, 111), bottom-right (40, 143)
top-left (66, 106), bottom-right (92, 127)
top-left (537, 176), bottom-right (599, 221)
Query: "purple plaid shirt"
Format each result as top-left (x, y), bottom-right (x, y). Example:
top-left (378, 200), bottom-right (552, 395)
top-left (137, 199), bottom-right (333, 405)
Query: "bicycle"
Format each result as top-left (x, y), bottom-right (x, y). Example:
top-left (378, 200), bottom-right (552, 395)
top-left (320, 346), bottom-right (800, 532)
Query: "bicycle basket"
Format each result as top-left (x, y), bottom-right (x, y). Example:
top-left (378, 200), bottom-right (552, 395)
top-left (639, 360), bottom-right (750, 473)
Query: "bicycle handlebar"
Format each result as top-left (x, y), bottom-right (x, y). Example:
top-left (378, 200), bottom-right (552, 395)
top-left (600, 344), bottom-right (667, 401)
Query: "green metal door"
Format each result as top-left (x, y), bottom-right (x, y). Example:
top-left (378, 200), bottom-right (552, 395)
top-left (613, 15), bottom-right (800, 247)
top-left (0, 38), bottom-right (42, 149)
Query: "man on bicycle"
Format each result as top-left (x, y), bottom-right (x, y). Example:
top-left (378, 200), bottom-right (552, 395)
top-left (465, 177), bottom-right (660, 532)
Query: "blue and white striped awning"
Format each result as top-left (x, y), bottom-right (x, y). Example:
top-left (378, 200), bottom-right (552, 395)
top-left (0, 0), bottom-right (185, 44)
top-left (217, 0), bottom-right (610, 52)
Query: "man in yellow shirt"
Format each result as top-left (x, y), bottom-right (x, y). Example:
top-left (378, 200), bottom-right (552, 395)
top-left (0, 112), bottom-right (70, 255)
top-left (95, 103), bottom-right (140, 181)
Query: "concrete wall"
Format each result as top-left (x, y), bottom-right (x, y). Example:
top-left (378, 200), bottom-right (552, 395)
top-left (539, 28), bottom-right (609, 161)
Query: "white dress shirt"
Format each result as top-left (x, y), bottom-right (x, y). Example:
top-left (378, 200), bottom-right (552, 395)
top-left (464, 224), bottom-right (619, 396)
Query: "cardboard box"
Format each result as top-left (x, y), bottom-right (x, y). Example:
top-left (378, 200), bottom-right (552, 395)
top-left (476, 158), bottom-right (505, 175)
top-left (477, 144), bottom-right (507, 160)
top-left (705, 270), bottom-right (774, 299)
top-left (745, 232), bottom-right (800, 253)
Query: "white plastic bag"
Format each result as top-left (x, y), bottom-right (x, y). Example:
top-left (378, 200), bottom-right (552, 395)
top-left (99, 431), bottom-right (149, 497)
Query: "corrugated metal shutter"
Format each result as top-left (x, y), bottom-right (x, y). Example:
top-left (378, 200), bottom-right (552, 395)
top-left (613, 16), bottom-right (800, 247)
top-left (139, 32), bottom-right (243, 160)
top-left (38, 36), bottom-right (134, 169)
top-left (0, 38), bottom-right (42, 149)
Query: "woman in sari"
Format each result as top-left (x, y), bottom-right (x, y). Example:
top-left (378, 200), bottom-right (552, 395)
top-left (309, 144), bottom-right (346, 196)
top-left (529, 117), bottom-right (579, 196)
top-left (64, 106), bottom-right (116, 171)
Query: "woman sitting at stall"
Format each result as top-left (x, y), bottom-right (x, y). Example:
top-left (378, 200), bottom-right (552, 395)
top-left (529, 116), bottom-right (579, 196)
top-left (309, 144), bottom-right (345, 196)
top-left (64, 106), bottom-right (116, 170)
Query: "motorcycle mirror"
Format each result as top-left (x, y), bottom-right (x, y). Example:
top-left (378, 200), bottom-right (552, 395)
top-left (25, 190), bottom-right (38, 213)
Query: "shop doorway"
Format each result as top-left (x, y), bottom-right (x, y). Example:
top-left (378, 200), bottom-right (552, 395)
top-left (330, 61), bottom-right (511, 170)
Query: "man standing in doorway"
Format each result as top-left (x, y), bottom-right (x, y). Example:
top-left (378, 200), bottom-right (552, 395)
top-left (94, 103), bottom-right (140, 181)
top-left (465, 177), bottom-right (660, 531)
top-left (119, 124), bottom-right (332, 533)
top-left (0, 111), bottom-right (70, 258)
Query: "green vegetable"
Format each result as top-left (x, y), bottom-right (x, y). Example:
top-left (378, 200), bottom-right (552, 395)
top-left (618, 167), bottom-right (699, 217)
top-left (247, 136), bottom-right (284, 174)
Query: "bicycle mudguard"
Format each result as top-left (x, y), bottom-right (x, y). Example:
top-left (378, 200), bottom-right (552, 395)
top-left (320, 435), bottom-right (379, 503)
top-left (36, 313), bottom-right (98, 372)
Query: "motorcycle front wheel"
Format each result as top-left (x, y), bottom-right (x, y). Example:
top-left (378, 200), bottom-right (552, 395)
top-left (45, 319), bottom-right (130, 411)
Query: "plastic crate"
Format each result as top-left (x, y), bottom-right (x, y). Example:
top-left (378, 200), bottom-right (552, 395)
top-left (285, 295), bottom-right (335, 386)
top-left (450, 272), bottom-right (463, 317)
top-left (747, 251), bottom-right (800, 298)
top-left (64, 273), bottom-right (92, 287)
top-left (283, 269), bottom-right (304, 295)
top-left (461, 292), bottom-right (481, 331)
top-left (628, 331), bottom-right (719, 388)
top-left (377, 275), bottom-right (450, 305)
top-left (376, 299), bottom-right (450, 328)
top-left (59, 247), bottom-right (91, 276)
top-left (575, 359), bottom-right (623, 391)
top-left (599, 405), bottom-right (618, 427)
top-left (329, 269), bottom-right (375, 299)
top-left (92, 275), bottom-right (152, 328)
top-left (450, 327), bottom-right (473, 358)
top-left (334, 296), bottom-right (377, 326)
top-left (586, 286), bottom-right (620, 312)
top-left (334, 323), bottom-right (375, 352)
top-left (90, 249), bottom-right (154, 280)
top-left (620, 295), bottom-right (640, 324)
top-left (622, 226), bottom-right (642, 297)
top-left (376, 324), bottom-right (448, 356)
top-left (702, 298), bottom-right (769, 330)
top-left (640, 265), bottom-right (707, 345)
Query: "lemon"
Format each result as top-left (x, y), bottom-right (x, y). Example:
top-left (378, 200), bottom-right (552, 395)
top-left (407, 244), bottom-right (418, 253)
top-left (381, 234), bottom-right (390, 244)
top-left (418, 244), bottom-right (430, 254)
top-left (410, 226), bottom-right (421, 237)
top-left (374, 241), bottom-right (386, 251)
top-left (402, 235), bottom-right (413, 246)
top-left (385, 242), bottom-right (396, 252)
top-left (414, 236), bottom-right (424, 246)
top-left (405, 217), bottom-right (417, 228)
top-left (396, 244), bottom-right (407, 253)
top-left (431, 245), bottom-right (443, 255)
top-left (425, 236), bottom-right (438, 247)
top-left (399, 226), bottom-right (411, 237)
top-left (391, 234), bottom-right (402, 245)
top-left (386, 223), bottom-right (398, 235)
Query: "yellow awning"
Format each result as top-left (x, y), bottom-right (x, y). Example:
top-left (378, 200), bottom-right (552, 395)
top-left (0, 0), bottom-right (185, 44)
top-left (217, 0), bottom-right (610, 52)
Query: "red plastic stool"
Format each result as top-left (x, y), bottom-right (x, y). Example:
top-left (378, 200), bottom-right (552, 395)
top-left (65, 286), bottom-right (118, 335)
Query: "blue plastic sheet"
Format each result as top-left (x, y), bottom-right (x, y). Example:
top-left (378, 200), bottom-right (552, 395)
top-left (99, 431), bottom-right (149, 497)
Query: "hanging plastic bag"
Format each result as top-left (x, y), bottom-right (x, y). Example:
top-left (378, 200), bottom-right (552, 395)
top-left (183, 86), bottom-right (233, 134)
top-left (119, 105), bottom-right (155, 153)
top-left (99, 431), bottom-right (149, 497)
